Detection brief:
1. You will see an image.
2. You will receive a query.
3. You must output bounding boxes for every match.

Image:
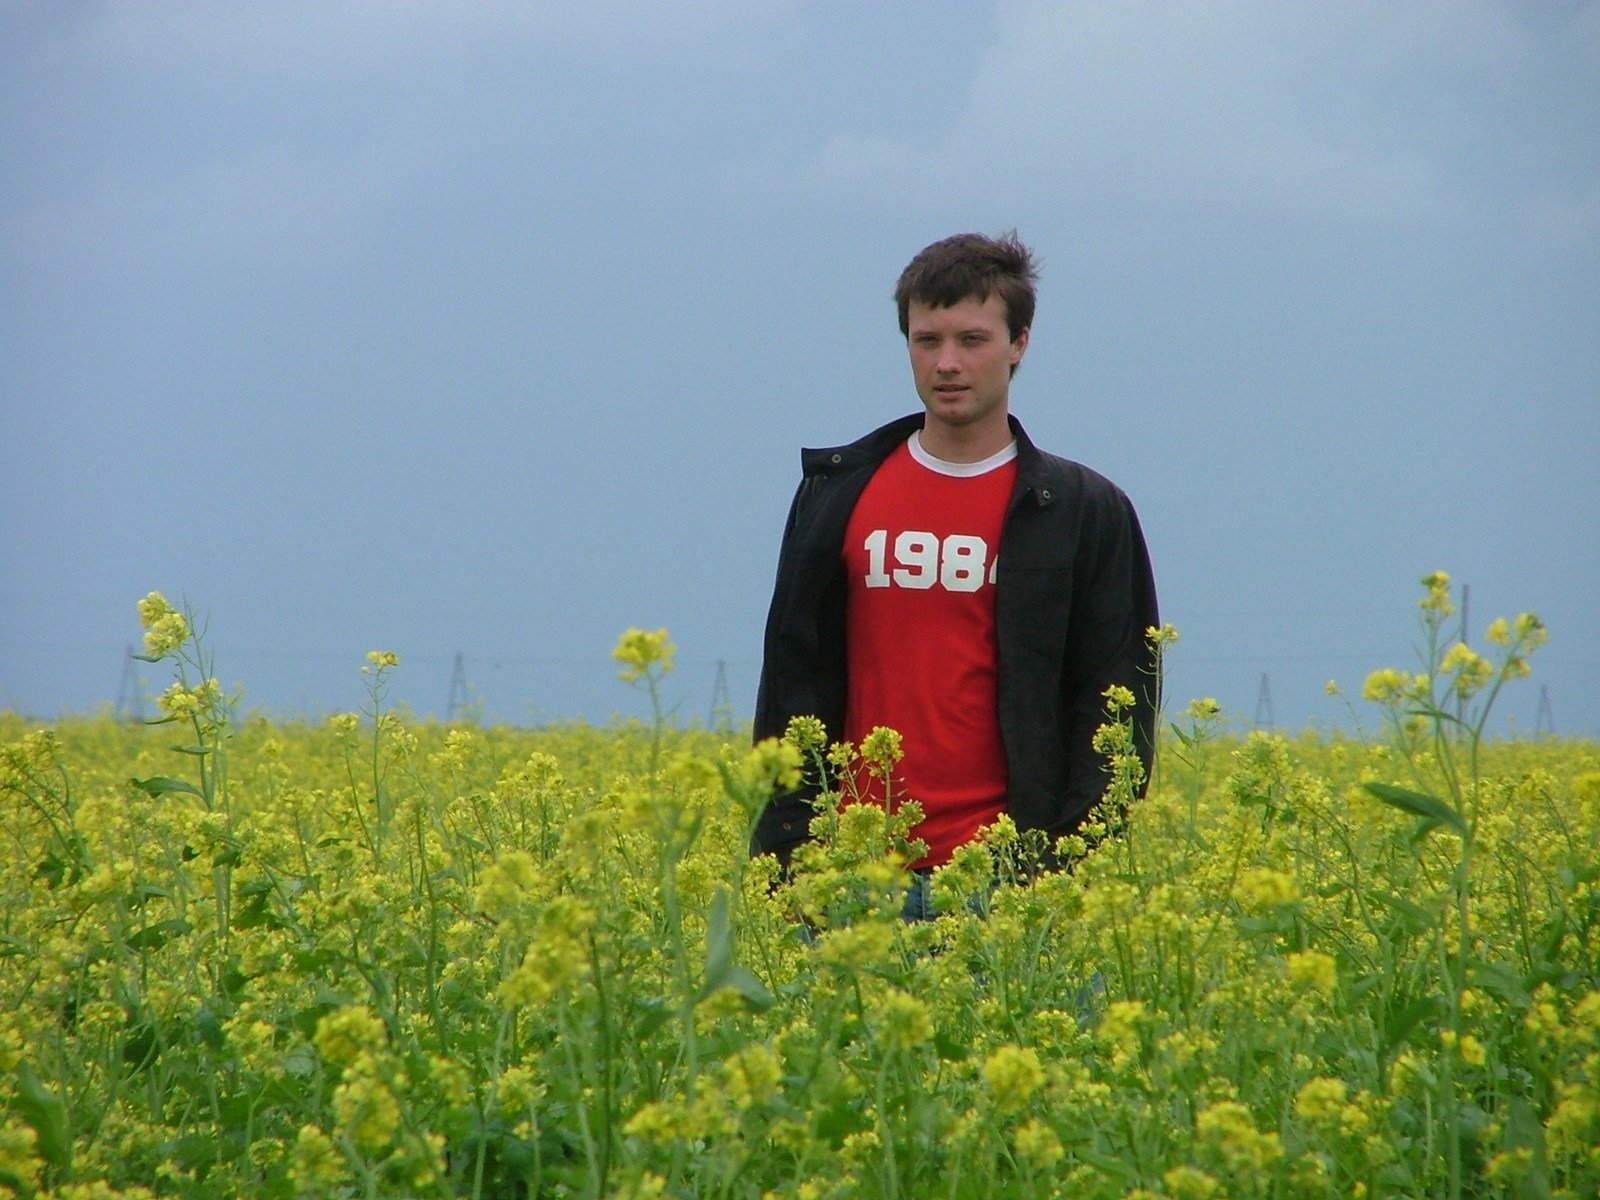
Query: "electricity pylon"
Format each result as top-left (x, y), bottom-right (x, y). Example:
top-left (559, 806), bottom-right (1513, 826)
top-left (114, 645), bottom-right (144, 722)
top-left (1535, 685), bottom-right (1554, 735)
top-left (1254, 673), bottom-right (1275, 730)
top-left (446, 651), bottom-right (470, 722)
top-left (710, 660), bottom-right (734, 733)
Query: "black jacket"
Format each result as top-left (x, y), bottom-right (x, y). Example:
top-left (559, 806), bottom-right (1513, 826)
top-left (751, 412), bottom-right (1159, 868)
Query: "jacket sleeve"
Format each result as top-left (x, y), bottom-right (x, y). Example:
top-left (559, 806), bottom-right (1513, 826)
top-left (752, 477), bottom-right (809, 743)
top-left (1056, 487), bottom-right (1160, 835)
top-left (750, 476), bottom-right (828, 866)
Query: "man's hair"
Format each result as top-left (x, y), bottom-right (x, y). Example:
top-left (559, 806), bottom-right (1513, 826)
top-left (894, 230), bottom-right (1038, 343)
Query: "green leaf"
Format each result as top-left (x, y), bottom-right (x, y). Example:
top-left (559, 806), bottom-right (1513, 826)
top-left (171, 744), bottom-right (215, 756)
top-left (1363, 783), bottom-right (1466, 835)
top-left (125, 918), bottom-right (193, 953)
top-left (1380, 994), bottom-right (1445, 1061)
top-left (1408, 816), bottom-right (1445, 846)
top-left (633, 997), bottom-right (674, 1040)
top-left (1370, 889), bottom-right (1435, 928)
top-left (1470, 959), bottom-right (1532, 1007)
top-left (283, 1044), bottom-right (318, 1078)
top-left (12, 1062), bottom-right (71, 1171)
top-left (1502, 1096), bottom-right (1552, 1200)
top-left (700, 885), bottom-right (733, 997)
top-left (1074, 1147), bottom-right (1138, 1184)
top-left (815, 1102), bottom-right (870, 1140)
top-left (722, 964), bottom-right (775, 1012)
top-left (130, 775), bottom-right (204, 799)
top-left (122, 1024), bottom-right (159, 1069)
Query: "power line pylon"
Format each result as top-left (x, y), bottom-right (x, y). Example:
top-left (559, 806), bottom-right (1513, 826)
top-left (1254, 673), bottom-right (1275, 731)
top-left (709, 660), bottom-right (733, 733)
top-left (115, 644), bottom-right (144, 722)
top-left (1535, 685), bottom-right (1554, 735)
top-left (446, 651), bottom-right (470, 722)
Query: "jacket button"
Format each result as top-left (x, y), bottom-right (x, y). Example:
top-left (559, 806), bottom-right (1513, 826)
top-left (830, 453), bottom-right (842, 464)
top-left (1040, 488), bottom-right (1052, 501)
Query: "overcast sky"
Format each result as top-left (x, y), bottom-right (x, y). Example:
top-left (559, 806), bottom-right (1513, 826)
top-left (3, 0), bottom-right (1597, 736)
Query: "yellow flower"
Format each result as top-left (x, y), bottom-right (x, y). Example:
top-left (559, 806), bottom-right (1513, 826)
top-left (493, 1065), bottom-right (544, 1118)
top-left (1439, 1030), bottom-right (1487, 1067)
top-left (1419, 570), bottom-right (1455, 616)
top-left (1440, 642), bottom-right (1492, 697)
top-left (1013, 1117), bottom-right (1064, 1169)
top-left (729, 737), bottom-right (803, 800)
top-left (0, 1122), bottom-right (40, 1192)
top-left (290, 1124), bottom-right (346, 1190)
top-left (840, 1128), bottom-right (881, 1162)
top-left (137, 591), bottom-right (190, 658)
top-left (1146, 623), bottom-right (1180, 648)
top-left (1096, 999), bottom-right (1147, 1056)
top-left (498, 896), bottom-right (595, 1006)
top-left (1286, 950), bottom-right (1337, 995)
top-left (1102, 684), bottom-right (1136, 713)
top-left (784, 715), bottom-right (828, 754)
top-left (878, 989), bottom-right (933, 1053)
top-left (1233, 867), bottom-right (1299, 910)
top-left (1162, 1165), bottom-right (1221, 1200)
top-left (1361, 668), bottom-right (1411, 703)
top-left (332, 1059), bottom-right (401, 1154)
top-left (1571, 989), bottom-right (1600, 1033)
top-left (1185, 697), bottom-right (1222, 721)
top-left (816, 921), bottom-right (895, 973)
top-left (1196, 1100), bottom-right (1282, 1170)
top-left (1513, 611), bottom-right (1547, 647)
top-left (475, 851), bottom-right (544, 923)
top-left (982, 1044), bottom-right (1045, 1114)
top-left (860, 726), bottom-right (904, 771)
top-left (721, 1044), bottom-right (783, 1109)
top-left (623, 1101), bottom-right (682, 1143)
top-left (1294, 1076), bottom-right (1348, 1123)
top-left (612, 627), bottom-right (675, 682)
top-left (1546, 1081), bottom-right (1599, 1153)
top-left (314, 1005), bottom-right (388, 1069)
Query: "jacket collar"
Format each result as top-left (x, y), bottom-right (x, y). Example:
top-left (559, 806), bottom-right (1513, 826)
top-left (802, 412), bottom-right (1056, 505)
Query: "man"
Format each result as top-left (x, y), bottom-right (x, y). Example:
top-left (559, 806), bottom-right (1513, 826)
top-left (751, 232), bottom-right (1158, 904)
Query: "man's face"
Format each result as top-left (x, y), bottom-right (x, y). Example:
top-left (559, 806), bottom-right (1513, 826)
top-left (906, 293), bottom-right (1029, 437)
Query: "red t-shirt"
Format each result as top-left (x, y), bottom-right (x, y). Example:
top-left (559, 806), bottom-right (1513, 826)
top-left (842, 433), bottom-right (1017, 867)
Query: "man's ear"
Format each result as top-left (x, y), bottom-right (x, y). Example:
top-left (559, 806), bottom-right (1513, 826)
top-left (1011, 327), bottom-right (1030, 367)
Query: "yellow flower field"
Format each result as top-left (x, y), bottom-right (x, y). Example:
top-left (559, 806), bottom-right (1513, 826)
top-left (0, 580), bottom-right (1596, 1199)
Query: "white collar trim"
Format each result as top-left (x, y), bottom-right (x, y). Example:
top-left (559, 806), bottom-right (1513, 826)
top-left (908, 431), bottom-right (1018, 477)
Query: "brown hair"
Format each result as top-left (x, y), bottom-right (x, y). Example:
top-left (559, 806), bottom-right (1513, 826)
top-left (894, 230), bottom-right (1038, 343)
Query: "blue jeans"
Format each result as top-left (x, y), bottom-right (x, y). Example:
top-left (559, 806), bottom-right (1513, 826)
top-left (901, 868), bottom-right (938, 922)
top-left (900, 867), bottom-right (996, 922)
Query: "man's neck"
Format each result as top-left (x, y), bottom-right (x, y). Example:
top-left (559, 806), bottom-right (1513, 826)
top-left (917, 410), bottom-right (1013, 464)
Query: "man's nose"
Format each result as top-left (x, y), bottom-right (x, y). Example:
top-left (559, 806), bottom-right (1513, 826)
top-left (935, 343), bottom-right (961, 372)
